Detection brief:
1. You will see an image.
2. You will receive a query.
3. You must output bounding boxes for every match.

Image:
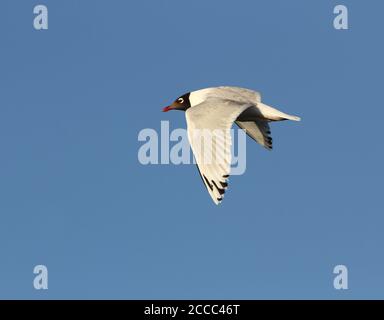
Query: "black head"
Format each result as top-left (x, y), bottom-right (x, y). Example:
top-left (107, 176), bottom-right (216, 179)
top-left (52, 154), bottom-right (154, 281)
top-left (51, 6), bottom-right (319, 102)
top-left (163, 93), bottom-right (191, 112)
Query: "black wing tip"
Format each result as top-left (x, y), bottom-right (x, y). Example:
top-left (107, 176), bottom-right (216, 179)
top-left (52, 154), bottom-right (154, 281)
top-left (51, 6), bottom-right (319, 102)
top-left (212, 180), bottom-right (226, 195)
top-left (220, 181), bottom-right (228, 188)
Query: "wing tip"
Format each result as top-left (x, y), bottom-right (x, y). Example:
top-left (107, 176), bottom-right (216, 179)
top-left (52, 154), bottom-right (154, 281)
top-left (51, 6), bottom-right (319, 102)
top-left (290, 115), bottom-right (301, 121)
top-left (214, 197), bottom-right (223, 205)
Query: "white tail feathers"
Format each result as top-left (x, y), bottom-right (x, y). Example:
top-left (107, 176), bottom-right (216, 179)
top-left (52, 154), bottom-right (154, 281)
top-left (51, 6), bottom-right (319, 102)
top-left (256, 102), bottom-right (301, 122)
top-left (284, 114), bottom-right (301, 121)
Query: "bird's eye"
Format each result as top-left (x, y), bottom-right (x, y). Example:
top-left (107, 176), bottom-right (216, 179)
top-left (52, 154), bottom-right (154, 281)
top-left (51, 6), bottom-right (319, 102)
top-left (178, 98), bottom-right (184, 104)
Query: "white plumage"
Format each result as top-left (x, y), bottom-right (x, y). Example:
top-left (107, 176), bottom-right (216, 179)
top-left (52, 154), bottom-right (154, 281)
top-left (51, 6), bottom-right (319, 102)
top-left (163, 86), bottom-right (301, 204)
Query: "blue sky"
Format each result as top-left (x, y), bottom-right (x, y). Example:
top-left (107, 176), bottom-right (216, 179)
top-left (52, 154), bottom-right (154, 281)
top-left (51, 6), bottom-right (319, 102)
top-left (0, 0), bottom-right (383, 299)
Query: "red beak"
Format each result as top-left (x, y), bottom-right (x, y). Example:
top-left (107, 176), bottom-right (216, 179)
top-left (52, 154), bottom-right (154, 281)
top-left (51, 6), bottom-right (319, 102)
top-left (162, 106), bottom-right (172, 112)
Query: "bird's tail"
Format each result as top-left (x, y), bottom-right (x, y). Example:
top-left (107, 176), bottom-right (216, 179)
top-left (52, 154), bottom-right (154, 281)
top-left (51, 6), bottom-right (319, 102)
top-left (257, 102), bottom-right (301, 122)
top-left (282, 114), bottom-right (301, 121)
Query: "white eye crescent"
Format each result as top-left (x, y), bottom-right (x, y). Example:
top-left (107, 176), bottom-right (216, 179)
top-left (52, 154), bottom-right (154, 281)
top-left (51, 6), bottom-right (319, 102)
top-left (178, 98), bottom-right (184, 104)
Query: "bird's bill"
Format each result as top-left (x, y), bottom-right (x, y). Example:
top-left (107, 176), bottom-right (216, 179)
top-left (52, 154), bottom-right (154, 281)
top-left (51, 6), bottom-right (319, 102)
top-left (162, 105), bottom-right (173, 112)
top-left (162, 102), bottom-right (180, 112)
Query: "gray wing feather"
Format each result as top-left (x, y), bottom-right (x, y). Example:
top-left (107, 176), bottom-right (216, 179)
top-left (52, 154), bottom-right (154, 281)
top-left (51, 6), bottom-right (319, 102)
top-left (236, 120), bottom-right (273, 150)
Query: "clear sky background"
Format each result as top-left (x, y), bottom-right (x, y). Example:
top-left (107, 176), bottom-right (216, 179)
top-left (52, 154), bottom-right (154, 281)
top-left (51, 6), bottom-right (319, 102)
top-left (1, 0), bottom-right (383, 299)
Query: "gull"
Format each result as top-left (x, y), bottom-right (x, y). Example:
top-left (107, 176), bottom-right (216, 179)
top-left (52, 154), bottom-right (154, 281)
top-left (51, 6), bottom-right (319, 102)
top-left (162, 86), bottom-right (301, 205)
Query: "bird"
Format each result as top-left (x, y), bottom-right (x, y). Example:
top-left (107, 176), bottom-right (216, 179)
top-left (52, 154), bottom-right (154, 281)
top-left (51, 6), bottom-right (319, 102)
top-left (162, 86), bottom-right (301, 205)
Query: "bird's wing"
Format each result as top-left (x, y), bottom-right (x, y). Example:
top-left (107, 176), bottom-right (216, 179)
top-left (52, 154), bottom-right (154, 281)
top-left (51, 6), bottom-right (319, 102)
top-left (235, 120), bottom-right (273, 150)
top-left (219, 86), bottom-right (261, 104)
top-left (185, 98), bottom-right (252, 204)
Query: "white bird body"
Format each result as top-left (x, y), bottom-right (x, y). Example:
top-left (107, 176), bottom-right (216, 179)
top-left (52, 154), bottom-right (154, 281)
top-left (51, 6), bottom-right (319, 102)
top-left (163, 86), bottom-right (301, 205)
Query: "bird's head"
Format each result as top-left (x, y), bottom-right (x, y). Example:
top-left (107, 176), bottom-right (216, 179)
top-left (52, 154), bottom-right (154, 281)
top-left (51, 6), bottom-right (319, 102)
top-left (162, 93), bottom-right (191, 112)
